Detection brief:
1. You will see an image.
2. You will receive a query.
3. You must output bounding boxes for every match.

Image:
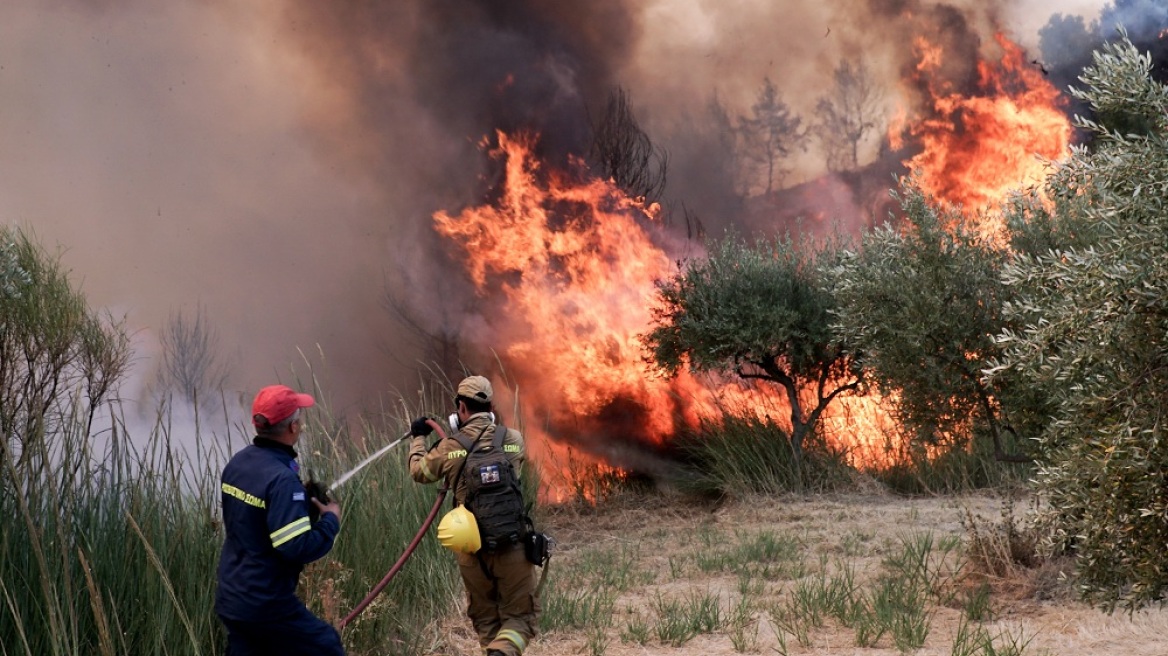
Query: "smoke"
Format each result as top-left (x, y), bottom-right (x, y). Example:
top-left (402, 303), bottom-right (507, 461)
top-left (1102, 0), bottom-right (1168, 39)
top-left (1094, 1), bottom-right (1168, 80)
top-left (0, 0), bottom-right (1114, 430)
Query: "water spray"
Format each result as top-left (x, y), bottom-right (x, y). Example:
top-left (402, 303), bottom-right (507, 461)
top-left (329, 431), bottom-right (412, 491)
top-left (304, 431), bottom-right (413, 519)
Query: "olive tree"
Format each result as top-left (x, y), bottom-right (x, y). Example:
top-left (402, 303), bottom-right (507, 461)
top-left (832, 186), bottom-right (1045, 463)
top-left (0, 226), bottom-right (130, 458)
top-left (991, 36), bottom-right (1168, 610)
top-left (643, 233), bottom-right (862, 471)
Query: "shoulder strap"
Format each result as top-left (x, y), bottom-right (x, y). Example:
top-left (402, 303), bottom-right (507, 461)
top-left (491, 424), bottom-right (507, 449)
top-left (450, 423), bottom-right (495, 508)
top-left (453, 431), bottom-right (475, 452)
top-left (452, 422), bottom-right (495, 453)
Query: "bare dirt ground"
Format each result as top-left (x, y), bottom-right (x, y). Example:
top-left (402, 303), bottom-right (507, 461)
top-left (435, 491), bottom-right (1168, 656)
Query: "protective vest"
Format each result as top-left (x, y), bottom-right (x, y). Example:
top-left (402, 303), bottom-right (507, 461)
top-left (215, 439), bottom-right (339, 621)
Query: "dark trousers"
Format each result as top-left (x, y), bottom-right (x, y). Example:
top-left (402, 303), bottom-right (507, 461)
top-left (219, 604), bottom-right (344, 656)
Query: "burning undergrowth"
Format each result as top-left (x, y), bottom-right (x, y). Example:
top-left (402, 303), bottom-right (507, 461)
top-left (432, 133), bottom-right (710, 466)
top-left (269, 0), bottom-right (1168, 493)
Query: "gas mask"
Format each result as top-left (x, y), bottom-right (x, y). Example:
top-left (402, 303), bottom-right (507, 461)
top-left (448, 412), bottom-right (495, 432)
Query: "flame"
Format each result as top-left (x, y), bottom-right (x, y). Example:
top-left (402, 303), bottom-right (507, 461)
top-left (895, 34), bottom-right (1071, 227)
top-left (422, 31), bottom-right (1073, 501)
top-left (527, 436), bottom-right (629, 504)
top-left (433, 132), bottom-right (897, 500)
top-left (914, 36), bottom-right (945, 76)
top-left (433, 131), bottom-right (705, 445)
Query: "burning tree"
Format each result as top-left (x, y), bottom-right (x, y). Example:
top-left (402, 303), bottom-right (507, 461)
top-left (832, 184), bottom-right (1044, 467)
top-left (589, 87), bottom-right (668, 206)
top-left (993, 36), bottom-right (1168, 610)
top-left (644, 233), bottom-right (863, 476)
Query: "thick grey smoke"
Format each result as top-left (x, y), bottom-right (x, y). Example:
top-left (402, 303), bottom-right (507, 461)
top-left (0, 0), bottom-right (1110, 426)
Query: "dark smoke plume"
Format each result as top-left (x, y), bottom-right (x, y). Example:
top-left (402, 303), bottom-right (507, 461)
top-left (4, 0), bottom-right (1118, 445)
top-left (1039, 1), bottom-right (1168, 131)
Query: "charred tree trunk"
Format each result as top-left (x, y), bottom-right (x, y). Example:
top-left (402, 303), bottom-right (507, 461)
top-left (738, 355), bottom-right (863, 487)
top-left (975, 381), bottom-right (1032, 463)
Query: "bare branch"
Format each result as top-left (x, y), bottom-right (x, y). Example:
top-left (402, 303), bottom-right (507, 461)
top-left (589, 87), bottom-right (669, 205)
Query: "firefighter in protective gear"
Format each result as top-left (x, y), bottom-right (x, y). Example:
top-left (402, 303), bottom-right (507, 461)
top-left (409, 375), bottom-right (540, 656)
top-left (216, 385), bottom-right (345, 656)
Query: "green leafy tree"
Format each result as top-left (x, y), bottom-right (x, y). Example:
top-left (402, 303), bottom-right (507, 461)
top-left (0, 226), bottom-right (130, 457)
top-left (992, 36), bottom-right (1168, 610)
top-left (832, 186), bottom-right (1044, 463)
top-left (643, 234), bottom-right (862, 473)
top-left (738, 78), bottom-right (806, 195)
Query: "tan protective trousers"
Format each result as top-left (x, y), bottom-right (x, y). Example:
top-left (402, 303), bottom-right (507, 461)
top-left (456, 545), bottom-right (540, 656)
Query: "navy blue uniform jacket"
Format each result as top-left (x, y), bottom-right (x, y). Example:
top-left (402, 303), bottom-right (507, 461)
top-left (215, 438), bottom-right (340, 621)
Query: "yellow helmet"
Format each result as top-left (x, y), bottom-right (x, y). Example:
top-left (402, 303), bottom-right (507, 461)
top-left (437, 505), bottom-right (481, 554)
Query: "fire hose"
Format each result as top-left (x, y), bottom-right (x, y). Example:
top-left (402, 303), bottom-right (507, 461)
top-left (338, 483), bottom-right (448, 628)
top-left (334, 418), bottom-right (450, 629)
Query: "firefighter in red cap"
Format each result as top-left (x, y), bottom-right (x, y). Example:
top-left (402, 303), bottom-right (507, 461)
top-left (215, 384), bottom-right (345, 655)
top-left (408, 375), bottom-right (541, 656)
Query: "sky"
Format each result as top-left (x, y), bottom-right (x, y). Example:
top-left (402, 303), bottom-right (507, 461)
top-left (0, 0), bottom-right (1111, 420)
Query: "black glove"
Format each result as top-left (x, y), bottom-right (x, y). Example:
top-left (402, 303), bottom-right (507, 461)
top-left (410, 416), bottom-right (434, 437)
top-left (304, 478), bottom-right (329, 523)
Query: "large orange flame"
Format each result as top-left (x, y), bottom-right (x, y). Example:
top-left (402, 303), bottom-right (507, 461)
top-left (433, 132), bottom-right (899, 500)
top-left (895, 33), bottom-right (1071, 223)
top-left (431, 29), bottom-right (1074, 499)
top-left (434, 132), bottom-right (707, 445)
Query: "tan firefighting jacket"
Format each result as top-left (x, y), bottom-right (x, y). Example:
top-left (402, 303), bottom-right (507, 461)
top-left (408, 412), bottom-right (525, 505)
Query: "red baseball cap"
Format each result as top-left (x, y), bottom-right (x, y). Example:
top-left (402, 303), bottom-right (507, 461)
top-left (252, 385), bottom-right (315, 427)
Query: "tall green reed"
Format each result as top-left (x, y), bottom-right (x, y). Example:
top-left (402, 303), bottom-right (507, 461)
top-left (0, 376), bottom-right (488, 656)
top-left (1, 396), bottom-right (228, 655)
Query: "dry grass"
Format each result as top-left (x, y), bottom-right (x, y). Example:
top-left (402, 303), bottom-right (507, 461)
top-left (428, 490), bottom-right (1168, 656)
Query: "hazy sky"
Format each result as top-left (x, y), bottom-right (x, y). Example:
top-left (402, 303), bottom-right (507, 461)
top-left (0, 0), bottom-right (1111, 417)
top-left (0, 1), bottom-right (403, 415)
top-left (1007, 0), bottom-right (1109, 49)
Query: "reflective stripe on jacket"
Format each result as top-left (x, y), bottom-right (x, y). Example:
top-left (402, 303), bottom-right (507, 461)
top-left (215, 438), bottom-right (340, 621)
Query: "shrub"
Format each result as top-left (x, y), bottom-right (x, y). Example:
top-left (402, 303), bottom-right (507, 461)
top-left (0, 226), bottom-right (130, 458)
top-left (672, 413), bottom-right (853, 496)
top-left (993, 35), bottom-right (1168, 609)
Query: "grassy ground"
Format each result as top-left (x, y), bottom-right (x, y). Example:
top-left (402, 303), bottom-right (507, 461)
top-left (9, 390), bottom-right (1167, 656)
top-left (423, 490), bottom-right (1168, 656)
